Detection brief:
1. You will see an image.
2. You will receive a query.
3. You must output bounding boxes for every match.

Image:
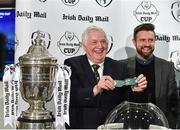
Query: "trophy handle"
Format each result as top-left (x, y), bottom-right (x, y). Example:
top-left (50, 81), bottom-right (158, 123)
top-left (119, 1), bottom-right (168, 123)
top-left (31, 30), bottom-right (51, 49)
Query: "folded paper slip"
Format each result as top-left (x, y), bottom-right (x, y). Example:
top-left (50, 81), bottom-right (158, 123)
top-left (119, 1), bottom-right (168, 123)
top-left (115, 77), bottom-right (137, 87)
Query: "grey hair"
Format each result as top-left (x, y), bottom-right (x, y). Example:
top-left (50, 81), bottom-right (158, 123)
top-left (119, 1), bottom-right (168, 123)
top-left (81, 25), bottom-right (108, 44)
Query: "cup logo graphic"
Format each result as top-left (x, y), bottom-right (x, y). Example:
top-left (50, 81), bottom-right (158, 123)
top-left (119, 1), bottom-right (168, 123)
top-left (134, 0), bottom-right (159, 23)
top-left (57, 31), bottom-right (81, 56)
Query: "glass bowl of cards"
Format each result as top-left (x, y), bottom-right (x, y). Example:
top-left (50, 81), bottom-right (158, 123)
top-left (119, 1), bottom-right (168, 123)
top-left (98, 101), bottom-right (169, 129)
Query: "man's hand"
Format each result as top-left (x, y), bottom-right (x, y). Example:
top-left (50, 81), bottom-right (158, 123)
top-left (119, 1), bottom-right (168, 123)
top-left (132, 74), bottom-right (147, 92)
top-left (93, 75), bottom-right (115, 96)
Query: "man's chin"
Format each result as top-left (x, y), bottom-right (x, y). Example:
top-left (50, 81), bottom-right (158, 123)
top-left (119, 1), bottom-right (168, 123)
top-left (94, 58), bottom-right (105, 63)
top-left (142, 55), bottom-right (151, 59)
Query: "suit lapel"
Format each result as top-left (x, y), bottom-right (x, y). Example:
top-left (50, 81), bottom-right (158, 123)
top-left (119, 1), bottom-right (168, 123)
top-left (154, 57), bottom-right (162, 98)
top-left (127, 56), bottom-right (162, 98)
top-left (81, 55), bottom-right (97, 86)
top-left (128, 57), bottom-right (136, 77)
top-left (103, 58), bottom-right (112, 76)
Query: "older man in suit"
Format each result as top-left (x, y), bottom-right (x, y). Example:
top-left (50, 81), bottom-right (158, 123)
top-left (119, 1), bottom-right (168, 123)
top-left (121, 23), bottom-right (179, 129)
top-left (64, 25), bottom-right (147, 129)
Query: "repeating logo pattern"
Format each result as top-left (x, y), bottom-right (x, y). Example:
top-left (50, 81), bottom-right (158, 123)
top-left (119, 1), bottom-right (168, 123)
top-left (96, 0), bottom-right (113, 7)
top-left (134, 1), bottom-right (159, 23)
top-left (57, 31), bottom-right (81, 56)
top-left (170, 50), bottom-right (180, 72)
top-left (61, 0), bottom-right (80, 6)
top-left (39, 0), bottom-right (47, 2)
top-left (171, 1), bottom-right (180, 23)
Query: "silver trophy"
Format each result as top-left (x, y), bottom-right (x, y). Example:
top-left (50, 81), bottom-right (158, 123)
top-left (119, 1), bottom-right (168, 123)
top-left (16, 31), bottom-right (57, 129)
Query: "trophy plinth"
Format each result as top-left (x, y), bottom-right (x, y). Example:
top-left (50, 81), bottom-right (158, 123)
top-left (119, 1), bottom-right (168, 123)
top-left (17, 111), bottom-right (55, 129)
top-left (16, 32), bottom-right (57, 129)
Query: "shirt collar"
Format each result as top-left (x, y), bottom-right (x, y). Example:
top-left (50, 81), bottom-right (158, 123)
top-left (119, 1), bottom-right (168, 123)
top-left (88, 59), bottom-right (104, 68)
top-left (136, 54), bottom-right (154, 65)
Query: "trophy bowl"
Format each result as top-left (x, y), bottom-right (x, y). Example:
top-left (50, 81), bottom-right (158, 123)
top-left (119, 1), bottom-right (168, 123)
top-left (98, 101), bottom-right (169, 130)
top-left (16, 34), bottom-right (57, 129)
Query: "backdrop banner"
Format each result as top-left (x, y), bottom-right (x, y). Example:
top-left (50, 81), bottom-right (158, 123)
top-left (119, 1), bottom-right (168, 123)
top-left (15, 0), bottom-right (180, 128)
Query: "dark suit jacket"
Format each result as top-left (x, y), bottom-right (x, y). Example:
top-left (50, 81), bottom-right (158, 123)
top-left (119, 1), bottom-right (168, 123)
top-left (64, 55), bottom-right (130, 129)
top-left (121, 56), bottom-right (179, 128)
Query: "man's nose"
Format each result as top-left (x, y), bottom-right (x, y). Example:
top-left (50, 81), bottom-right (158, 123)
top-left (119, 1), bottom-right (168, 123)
top-left (144, 40), bottom-right (150, 46)
top-left (96, 41), bottom-right (103, 47)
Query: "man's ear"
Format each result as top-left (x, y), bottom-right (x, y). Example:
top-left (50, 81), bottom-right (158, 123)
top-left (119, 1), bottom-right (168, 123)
top-left (82, 43), bottom-right (85, 49)
top-left (132, 39), bottom-right (136, 46)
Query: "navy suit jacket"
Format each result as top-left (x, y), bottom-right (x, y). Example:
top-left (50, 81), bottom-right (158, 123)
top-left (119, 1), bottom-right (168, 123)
top-left (64, 55), bottom-right (130, 129)
top-left (121, 56), bottom-right (179, 128)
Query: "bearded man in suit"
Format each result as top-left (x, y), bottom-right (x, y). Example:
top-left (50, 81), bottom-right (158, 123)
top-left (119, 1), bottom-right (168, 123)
top-left (121, 23), bottom-right (179, 129)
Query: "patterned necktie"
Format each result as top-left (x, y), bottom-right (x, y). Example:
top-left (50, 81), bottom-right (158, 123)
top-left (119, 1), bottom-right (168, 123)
top-left (92, 64), bottom-right (100, 82)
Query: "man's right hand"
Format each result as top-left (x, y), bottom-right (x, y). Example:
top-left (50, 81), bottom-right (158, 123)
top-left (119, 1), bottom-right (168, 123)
top-left (93, 75), bottom-right (115, 96)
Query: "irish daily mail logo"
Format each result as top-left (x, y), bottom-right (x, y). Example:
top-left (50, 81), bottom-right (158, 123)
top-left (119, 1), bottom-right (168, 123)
top-left (61, 0), bottom-right (80, 6)
top-left (170, 50), bottom-right (180, 72)
top-left (134, 1), bottom-right (159, 23)
top-left (171, 1), bottom-right (180, 23)
top-left (57, 31), bottom-right (81, 56)
top-left (96, 0), bottom-right (112, 7)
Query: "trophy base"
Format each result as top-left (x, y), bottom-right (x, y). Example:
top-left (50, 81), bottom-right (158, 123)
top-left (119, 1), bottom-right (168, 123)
top-left (16, 111), bottom-right (55, 129)
top-left (16, 119), bottom-right (55, 130)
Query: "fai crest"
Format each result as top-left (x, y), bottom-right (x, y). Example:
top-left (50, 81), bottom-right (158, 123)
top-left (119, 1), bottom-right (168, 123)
top-left (96, 0), bottom-right (112, 7)
top-left (171, 1), bottom-right (180, 23)
top-left (65, 31), bottom-right (75, 41)
top-left (39, 0), bottom-right (47, 2)
top-left (170, 50), bottom-right (180, 72)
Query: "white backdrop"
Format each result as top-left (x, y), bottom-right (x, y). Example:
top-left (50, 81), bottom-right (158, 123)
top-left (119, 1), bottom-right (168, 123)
top-left (8, 0), bottom-right (180, 128)
top-left (15, 0), bottom-right (180, 84)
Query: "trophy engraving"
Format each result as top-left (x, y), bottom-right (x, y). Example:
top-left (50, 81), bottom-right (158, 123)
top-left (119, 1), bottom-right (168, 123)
top-left (16, 31), bottom-right (57, 129)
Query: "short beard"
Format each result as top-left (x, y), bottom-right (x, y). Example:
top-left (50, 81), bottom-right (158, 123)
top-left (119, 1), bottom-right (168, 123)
top-left (136, 48), bottom-right (154, 59)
